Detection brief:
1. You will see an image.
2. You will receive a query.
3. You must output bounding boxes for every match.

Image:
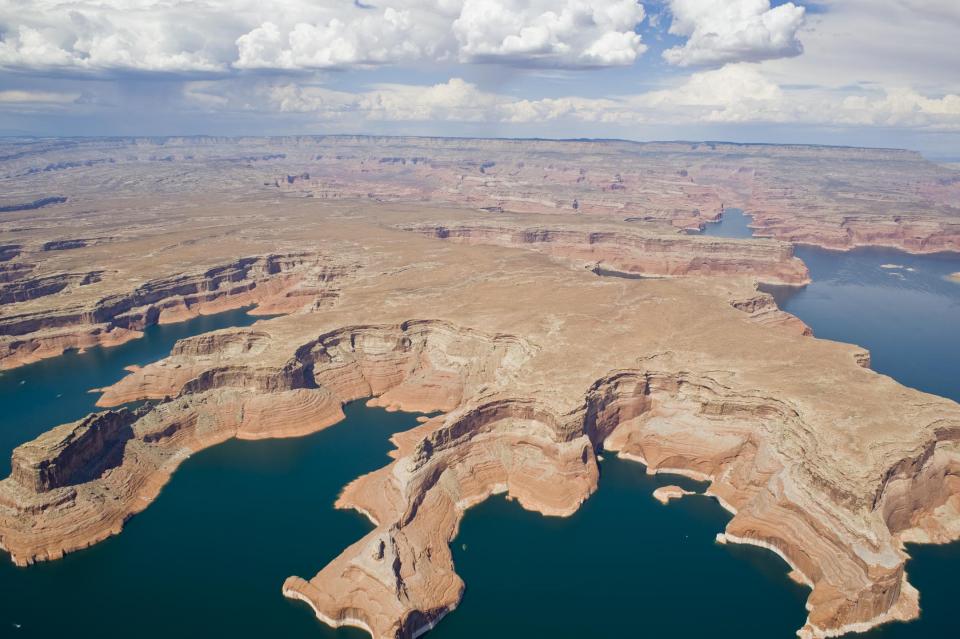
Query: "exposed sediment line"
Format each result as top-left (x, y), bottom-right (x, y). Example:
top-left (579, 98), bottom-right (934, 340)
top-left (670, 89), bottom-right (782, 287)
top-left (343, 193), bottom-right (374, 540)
top-left (746, 211), bottom-right (960, 255)
top-left (396, 221), bottom-right (811, 286)
top-left (0, 251), bottom-right (356, 370)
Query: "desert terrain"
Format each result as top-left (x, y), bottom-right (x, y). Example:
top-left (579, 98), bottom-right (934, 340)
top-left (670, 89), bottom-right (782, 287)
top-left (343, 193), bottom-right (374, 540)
top-left (1, 136), bottom-right (960, 639)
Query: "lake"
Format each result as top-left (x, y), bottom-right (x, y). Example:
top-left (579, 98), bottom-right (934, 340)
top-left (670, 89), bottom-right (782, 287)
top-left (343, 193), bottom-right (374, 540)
top-left (2, 223), bottom-right (959, 638)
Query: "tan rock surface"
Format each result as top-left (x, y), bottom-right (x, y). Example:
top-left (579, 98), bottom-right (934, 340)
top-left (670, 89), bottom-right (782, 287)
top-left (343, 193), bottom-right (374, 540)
top-left (653, 485), bottom-right (694, 504)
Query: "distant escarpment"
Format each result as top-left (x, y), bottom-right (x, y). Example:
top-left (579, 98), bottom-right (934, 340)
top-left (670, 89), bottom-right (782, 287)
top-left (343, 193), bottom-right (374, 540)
top-left (397, 221), bottom-right (810, 286)
top-left (747, 211), bottom-right (960, 255)
top-left (0, 196), bottom-right (67, 213)
top-left (0, 271), bottom-right (104, 304)
top-left (0, 252), bottom-right (356, 370)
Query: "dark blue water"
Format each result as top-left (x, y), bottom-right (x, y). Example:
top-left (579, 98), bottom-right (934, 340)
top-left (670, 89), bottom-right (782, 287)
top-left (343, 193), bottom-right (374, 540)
top-left (0, 401), bottom-right (408, 639)
top-left (0, 308), bottom-right (266, 476)
top-left (431, 461), bottom-right (809, 639)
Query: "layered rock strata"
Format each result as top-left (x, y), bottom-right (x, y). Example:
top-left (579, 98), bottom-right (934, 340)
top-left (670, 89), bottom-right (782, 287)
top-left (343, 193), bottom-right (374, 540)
top-left (0, 252), bottom-right (354, 369)
top-left (398, 221), bottom-right (810, 286)
top-left (1, 238), bottom-right (958, 639)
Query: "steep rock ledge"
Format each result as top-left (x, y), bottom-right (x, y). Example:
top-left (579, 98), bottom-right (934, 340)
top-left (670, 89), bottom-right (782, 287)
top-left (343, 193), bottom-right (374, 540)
top-left (747, 211), bottom-right (960, 255)
top-left (0, 252), bottom-right (355, 370)
top-left (397, 222), bottom-right (810, 286)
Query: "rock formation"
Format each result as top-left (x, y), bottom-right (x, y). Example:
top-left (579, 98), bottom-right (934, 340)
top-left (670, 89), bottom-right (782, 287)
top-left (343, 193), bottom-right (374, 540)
top-left (0, 252), bottom-right (356, 369)
top-left (397, 218), bottom-right (810, 286)
top-left (653, 485), bottom-right (693, 504)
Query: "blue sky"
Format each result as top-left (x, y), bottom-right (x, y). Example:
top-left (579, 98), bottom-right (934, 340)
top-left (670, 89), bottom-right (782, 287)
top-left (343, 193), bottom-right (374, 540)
top-left (1, 1), bottom-right (958, 157)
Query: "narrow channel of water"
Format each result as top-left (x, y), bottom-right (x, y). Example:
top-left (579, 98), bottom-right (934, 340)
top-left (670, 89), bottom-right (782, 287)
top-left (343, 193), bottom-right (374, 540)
top-left (701, 207), bottom-right (756, 239)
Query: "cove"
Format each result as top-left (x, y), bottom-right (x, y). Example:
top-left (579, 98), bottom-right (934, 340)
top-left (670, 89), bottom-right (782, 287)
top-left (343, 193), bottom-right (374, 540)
top-left (0, 307), bottom-right (267, 476)
top-left (431, 459), bottom-right (810, 639)
top-left (0, 401), bottom-right (413, 638)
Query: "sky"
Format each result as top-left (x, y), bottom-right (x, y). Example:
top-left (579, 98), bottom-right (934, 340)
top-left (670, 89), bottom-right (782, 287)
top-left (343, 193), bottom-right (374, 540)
top-left (1, 0), bottom-right (959, 157)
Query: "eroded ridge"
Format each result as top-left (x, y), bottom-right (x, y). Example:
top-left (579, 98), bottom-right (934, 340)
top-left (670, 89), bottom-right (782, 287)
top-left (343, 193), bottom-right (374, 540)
top-left (397, 219), bottom-right (810, 286)
top-left (0, 251), bottom-right (355, 370)
top-left (2, 300), bottom-right (959, 639)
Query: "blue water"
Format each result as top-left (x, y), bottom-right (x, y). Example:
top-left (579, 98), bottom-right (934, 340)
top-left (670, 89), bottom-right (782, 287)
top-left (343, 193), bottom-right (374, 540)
top-left (0, 401), bottom-right (409, 639)
top-left (701, 208), bottom-right (756, 239)
top-left (431, 462), bottom-right (809, 639)
top-left (767, 247), bottom-right (960, 403)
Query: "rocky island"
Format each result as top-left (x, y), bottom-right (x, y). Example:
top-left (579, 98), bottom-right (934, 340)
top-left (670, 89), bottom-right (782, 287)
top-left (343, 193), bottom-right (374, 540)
top-left (1, 136), bottom-right (959, 639)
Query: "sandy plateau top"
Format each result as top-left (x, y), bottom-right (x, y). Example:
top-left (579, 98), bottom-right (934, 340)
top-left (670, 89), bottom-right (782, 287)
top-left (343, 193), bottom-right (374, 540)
top-left (0, 137), bottom-right (959, 639)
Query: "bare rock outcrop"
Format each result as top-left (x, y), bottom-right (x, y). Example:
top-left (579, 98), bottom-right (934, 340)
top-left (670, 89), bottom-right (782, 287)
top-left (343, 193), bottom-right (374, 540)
top-left (0, 252), bottom-right (355, 369)
top-left (398, 220), bottom-right (810, 286)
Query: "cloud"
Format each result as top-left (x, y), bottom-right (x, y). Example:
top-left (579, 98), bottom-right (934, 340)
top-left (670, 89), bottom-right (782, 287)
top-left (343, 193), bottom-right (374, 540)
top-left (451, 0), bottom-right (647, 66)
top-left (759, 0), bottom-right (960, 93)
top-left (662, 0), bottom-right (805, 67)
top-left (841, 88), bottom-right (960, 128)
top-left (187, 67), bottom-right (960, 132)
top-left (235, 7), bottom-right (429, 70)
top-left (0, 4), bottom-right (228, 73)
top-left (0, 1), bottom-right (648, 74)
top-left (0, 89), bottom-right (80, 104)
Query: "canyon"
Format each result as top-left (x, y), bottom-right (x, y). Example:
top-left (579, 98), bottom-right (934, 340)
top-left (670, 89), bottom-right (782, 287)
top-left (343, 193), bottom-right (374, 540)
top-left (1, 137), bottom-right (959, 639)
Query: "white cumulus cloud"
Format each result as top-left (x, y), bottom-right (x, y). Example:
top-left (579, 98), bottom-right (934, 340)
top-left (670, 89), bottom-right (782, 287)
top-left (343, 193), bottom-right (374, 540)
top-left (662, 0), bottom-right (805, 67)
top-left (199, 66), bottom-right (960, 132)
top-left (452, 0), bottom-right (647, 66)
top-left (0, 1), bottom-right (649, 73)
